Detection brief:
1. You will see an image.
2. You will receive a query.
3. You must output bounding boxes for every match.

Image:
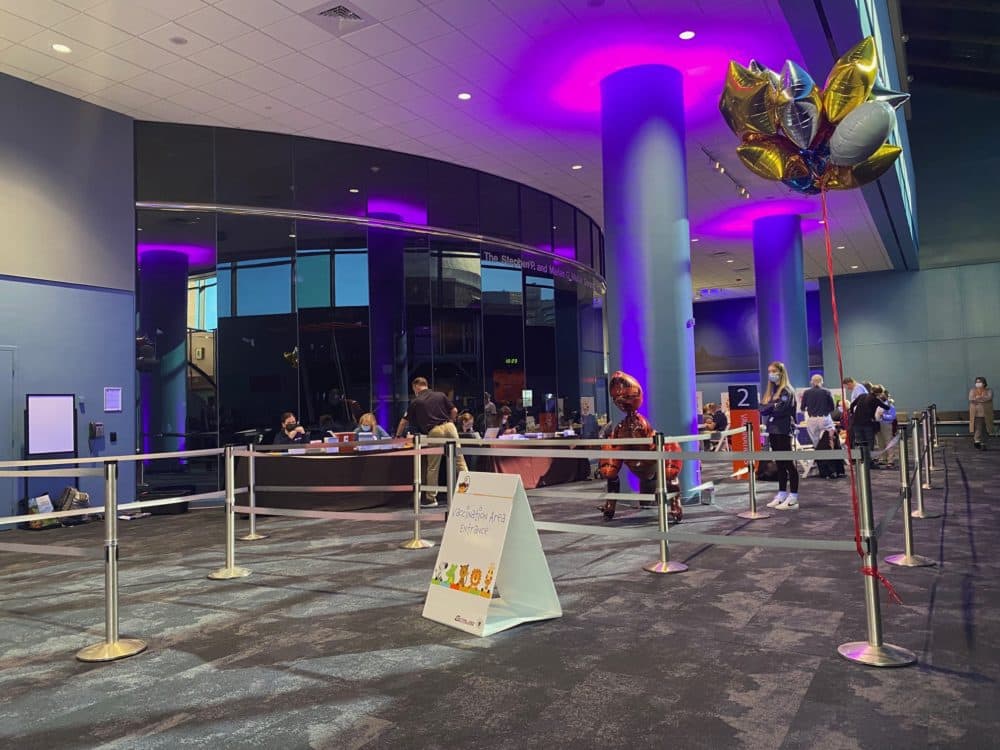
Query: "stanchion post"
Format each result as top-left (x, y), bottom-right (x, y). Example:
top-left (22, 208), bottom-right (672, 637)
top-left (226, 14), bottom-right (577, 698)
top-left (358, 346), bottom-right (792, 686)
top-left (644, 432), bottom-right (687, 574)
top-left (445, 440), bottom-right (457, 507)
top-left (837, 446), bottom-right (916, 667)
top-left (930, 404), bottom-right (940, 449)
top-left (239, 443), bottom-right (268, 541)
top-left (919, 412), bottom-right (933, 489)
top-left (923, 409), bottom-right (937, 474)
top-left (886, 424), bottom-right (935, 567)
top-left (738, 421), bottom-right (771, 520)
top-left (208, 445), bottom-right (252, 579)
top-left (77, 461), bottom-right (148, 662)
top-left (910, 414), bottom-right (939, 520)
top-left (400, 434), bottom-right (434, 550)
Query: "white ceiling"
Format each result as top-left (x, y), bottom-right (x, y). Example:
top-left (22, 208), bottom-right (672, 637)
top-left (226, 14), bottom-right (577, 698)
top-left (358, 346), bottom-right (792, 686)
top-left (0, 0), bottom-right (892, 291)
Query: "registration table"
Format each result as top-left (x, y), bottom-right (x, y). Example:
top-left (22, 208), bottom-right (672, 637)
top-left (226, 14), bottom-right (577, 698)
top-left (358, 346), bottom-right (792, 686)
top-left (236, 435), bottom-right (592, 511)
top-left (464, 435), bottom-right (591, 489)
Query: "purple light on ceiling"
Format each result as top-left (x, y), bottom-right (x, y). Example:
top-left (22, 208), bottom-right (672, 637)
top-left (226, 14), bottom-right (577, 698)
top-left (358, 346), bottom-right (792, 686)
top-left (501, 17), bottom-right (801, 131)
top-left (367, 197), bottom-right (427, 225)
top-left (137, 243), bottom-right (214, 267)
top-left (694, 199), bottom-right (821, 238)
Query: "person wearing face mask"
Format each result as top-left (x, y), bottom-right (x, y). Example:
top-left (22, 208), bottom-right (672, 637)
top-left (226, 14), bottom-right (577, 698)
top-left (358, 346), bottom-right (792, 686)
top-left (274, 412), bottom-right (307, 445)
top-left (354, 412), bottom-right (389, 439)
top-left (969, 377), bottom-right (994, 450)
top-left (761, 361), bottom-right (800, 510)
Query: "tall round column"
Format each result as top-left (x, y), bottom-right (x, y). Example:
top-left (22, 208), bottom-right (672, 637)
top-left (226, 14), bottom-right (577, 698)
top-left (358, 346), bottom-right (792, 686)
top-left (367, 216), bottom-right (407, 431)
top-left (601, 64), bottom-right (699, 494)
top-left (138, 250), bottom-right (188, 455)
top-left (753, 215), bottom-right (809, 389)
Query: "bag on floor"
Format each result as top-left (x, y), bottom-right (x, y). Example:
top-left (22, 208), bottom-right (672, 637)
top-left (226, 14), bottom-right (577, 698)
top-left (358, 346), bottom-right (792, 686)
top-left (56, 487), bottom-right (92, 526)
top-left (22, 493), bottom-right (59, 530)
top-left (815, 431), bottom-right (845, 478)
top-left (755, 460), bottom-right (780, 482)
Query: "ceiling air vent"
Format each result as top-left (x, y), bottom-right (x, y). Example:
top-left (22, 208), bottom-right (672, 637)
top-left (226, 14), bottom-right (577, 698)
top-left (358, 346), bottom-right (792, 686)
top-left (302, 2), bottom-right (373, 37)
top-left (319, 5), bottom-right (361, 21)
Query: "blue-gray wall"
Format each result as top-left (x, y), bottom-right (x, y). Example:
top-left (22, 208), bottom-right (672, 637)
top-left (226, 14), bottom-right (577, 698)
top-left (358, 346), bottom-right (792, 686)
top-left (908, 83), bottom-right (1000, 269)
top-left (819, 264), bottom-right (1000, 413)
top-left (0, 73), bottom-right (136, 514)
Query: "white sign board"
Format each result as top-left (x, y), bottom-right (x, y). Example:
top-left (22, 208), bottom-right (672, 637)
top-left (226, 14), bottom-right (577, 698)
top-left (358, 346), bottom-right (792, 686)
top-left (422, 471), bottom-right (561, 637)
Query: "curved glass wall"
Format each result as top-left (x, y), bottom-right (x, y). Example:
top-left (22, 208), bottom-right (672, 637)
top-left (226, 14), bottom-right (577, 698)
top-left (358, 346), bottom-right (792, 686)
top-left (135, 123), bottom-right (607, 447)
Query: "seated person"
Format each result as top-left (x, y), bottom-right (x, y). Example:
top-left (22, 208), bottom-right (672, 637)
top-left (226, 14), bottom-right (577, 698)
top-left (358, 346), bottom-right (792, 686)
top-left (273, 412), bottom-right (306, 445)
top-left (456, 411), bottom-right (478, 437)
top-left (354, 412), bottom-right (390, 439)
top-left (499, 405), bottom-right (522, 435)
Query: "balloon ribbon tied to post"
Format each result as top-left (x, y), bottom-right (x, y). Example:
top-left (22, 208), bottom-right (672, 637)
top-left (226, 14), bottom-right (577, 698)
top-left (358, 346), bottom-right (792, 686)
top-left (721, 36), bottom-right (906, 603)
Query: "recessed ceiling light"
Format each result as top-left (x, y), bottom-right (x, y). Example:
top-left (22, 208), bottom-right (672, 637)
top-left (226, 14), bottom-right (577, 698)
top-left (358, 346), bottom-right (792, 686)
top-left (552, 225), bottom-right (558, 230)
top-left (818, 219), bottom-right (826, 224)
top-left (52, 43), bottom-right (72, 54)
top-left (679, 30), bottom-right (696, 40)
top-left (348, 188), bottom-right (359, 193)
top-left (288, 233), bottom-right (296, 238)
top-left (691, 238), bottom-right (699, 242)
top-left (726, 259), bottom-right (734, 263)
top-left (836, 245), bottom-right (845, 250)
top-left (571, 164), bottom-right (583, 170)
top-left (169, 36), bottom-right (188, 45)
top-left (457, 92), bottom-right (472, 100)
top-left (850, 264), bottom-right (859, 269)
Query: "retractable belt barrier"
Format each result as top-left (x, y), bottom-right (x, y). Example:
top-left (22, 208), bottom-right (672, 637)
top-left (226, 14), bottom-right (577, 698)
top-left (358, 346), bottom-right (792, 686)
top-left (3, 410), bottom-right (947, 669)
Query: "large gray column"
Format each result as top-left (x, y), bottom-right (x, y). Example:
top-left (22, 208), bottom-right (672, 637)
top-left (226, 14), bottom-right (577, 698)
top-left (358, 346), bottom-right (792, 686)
top-left (601, 64), bottom-right (699, 494)
top-left (753, 215), bottom-right (809, 390)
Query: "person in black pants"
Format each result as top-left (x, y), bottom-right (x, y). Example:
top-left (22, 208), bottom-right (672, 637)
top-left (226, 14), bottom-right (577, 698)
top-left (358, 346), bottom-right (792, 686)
top-left (760, 361), bottom-right (800, 510)
top-left (849, 389), bottom-right (890, 464)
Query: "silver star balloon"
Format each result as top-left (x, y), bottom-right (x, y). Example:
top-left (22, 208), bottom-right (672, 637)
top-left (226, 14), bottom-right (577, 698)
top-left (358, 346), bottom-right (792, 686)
top-left (748, 59), bottom-right (781, 91)
top-left (778, 60), bottom-right (822, 149)
top-left (869, 82), bottom-right (910, 110)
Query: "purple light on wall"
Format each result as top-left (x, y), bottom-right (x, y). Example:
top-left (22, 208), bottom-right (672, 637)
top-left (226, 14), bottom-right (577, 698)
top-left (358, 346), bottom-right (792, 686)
top-left (367, 198), bottom-right (427, 226)
top-left (553, 246), bottom-right (576, 260)
top-left (137, 243), bottom-right (215, 267)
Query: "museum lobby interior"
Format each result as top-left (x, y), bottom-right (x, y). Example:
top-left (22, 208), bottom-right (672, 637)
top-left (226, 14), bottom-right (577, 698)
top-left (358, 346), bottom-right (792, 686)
top-left (1, 0), bottom-right (998, 747)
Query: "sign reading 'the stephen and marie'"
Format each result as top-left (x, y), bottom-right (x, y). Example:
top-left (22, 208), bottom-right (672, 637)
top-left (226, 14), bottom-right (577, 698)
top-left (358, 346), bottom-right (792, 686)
top-left (422, 471), bottom-right (561, 637)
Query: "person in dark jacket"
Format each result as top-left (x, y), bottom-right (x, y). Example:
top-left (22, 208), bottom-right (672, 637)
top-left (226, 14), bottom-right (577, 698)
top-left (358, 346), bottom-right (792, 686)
top-left (801, 374), bottom-right (836, 446)
top-left (761, 361), bottom-right (799, 510)
top-left (273, 412), bottom-right (307, 445)
top-left (849, 388), bottom-right (890, 463)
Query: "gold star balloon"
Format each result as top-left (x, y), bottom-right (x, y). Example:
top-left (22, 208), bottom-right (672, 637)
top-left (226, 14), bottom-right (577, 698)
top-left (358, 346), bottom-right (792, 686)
top-left (719, 61), bottom-right (779, 138)
top-left (737, 136), bottom-right (808, 181)
top-left (823, 144), bottom-right (902, 190)
top-left (822, 37), bottom-right (879, 123)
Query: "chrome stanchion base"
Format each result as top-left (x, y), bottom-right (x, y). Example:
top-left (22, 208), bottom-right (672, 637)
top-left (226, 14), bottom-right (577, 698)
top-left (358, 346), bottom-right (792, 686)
top-left (643, 560), bottom-right (688, 574)
top-left (837, 641), bottom-right (916, 667)
top-left (885, 553), bottom-right (936, 568)
top-left (207, 566), bottom-right (251, 580)
top-left (911, 509), bottom-right (941, 520)
top-left (238, 532), bottom-right (269, 541)
top-left (921, 482), bottom-right (933, 490)
top-left (399, 538), bottom-right (435, 550)
top-left (737, 510), bottom-right (772, 520)
top-left (76, 638), bottom-right (147, 663)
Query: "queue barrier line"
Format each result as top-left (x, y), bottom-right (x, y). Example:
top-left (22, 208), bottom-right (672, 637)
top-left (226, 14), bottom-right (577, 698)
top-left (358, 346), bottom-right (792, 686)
top-left (0, 541), bottom-right (102, 559)
top-left (454, 447), bottom-right (853, 462)
top-left (255, 484), bottom-right (415, 494)
top-left (423, 427), bottom-right (746, 448)
top-left (233, 504), bottom-right (447, 523)
top-left (234, 447), bottom-right (444, 459)
top-left (0, 447), bottom-right (224, 469)
top-left (0, 468), bottom-right (105, 478)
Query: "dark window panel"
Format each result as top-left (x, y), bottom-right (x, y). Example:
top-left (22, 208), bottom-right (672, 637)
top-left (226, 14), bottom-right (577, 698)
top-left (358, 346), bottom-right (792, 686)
top-left (428, 162), bottom-right (479, 234)
top-left (215, 129), bottom-right (293, 208)
top-left (479, 173), bottom-right (520, 241)
top-left (519, 185), bottom-right (552, 253)
top-left (552, 199), bottom-right (576, 260)
top-left (135, 122), bottom-right (214, 203)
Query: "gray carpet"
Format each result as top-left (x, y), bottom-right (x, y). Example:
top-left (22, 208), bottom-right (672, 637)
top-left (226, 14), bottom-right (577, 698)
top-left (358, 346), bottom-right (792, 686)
top-left (0, 440), bottom-right (997, 749)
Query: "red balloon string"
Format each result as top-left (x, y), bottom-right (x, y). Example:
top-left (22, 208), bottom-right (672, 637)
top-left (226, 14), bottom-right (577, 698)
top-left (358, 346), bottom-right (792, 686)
top-left (820, 188), bottom-right (902, 605)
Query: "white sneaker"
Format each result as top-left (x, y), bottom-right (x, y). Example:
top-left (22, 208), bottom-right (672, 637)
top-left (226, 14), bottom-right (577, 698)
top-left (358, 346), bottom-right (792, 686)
top-left (778, 494), bottom-right (799, 510)
top-left (767, 492), bottom-right (788, 508)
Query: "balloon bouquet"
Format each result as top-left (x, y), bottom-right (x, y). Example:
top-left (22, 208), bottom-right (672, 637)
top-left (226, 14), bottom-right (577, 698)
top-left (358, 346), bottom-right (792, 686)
top-left (719, 37), bottom-right (908, 194)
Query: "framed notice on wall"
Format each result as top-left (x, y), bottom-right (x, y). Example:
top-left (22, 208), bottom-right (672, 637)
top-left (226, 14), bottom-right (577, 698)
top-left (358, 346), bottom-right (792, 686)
top-left (25, 394), bottom-right (77, 457)
top-left (104, 387), bottom-right (123, 413)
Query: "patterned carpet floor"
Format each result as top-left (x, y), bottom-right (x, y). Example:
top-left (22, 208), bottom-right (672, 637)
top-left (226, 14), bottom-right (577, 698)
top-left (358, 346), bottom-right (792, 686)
top-left (0, 439), bottom-right (996, 749)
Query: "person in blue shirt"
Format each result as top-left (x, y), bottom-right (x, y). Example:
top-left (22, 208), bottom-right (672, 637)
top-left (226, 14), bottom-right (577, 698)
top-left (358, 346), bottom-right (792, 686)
top-left (761, 361), bottom-right (800, 510)
top-left (354, 412), bottom-right (389, 439)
